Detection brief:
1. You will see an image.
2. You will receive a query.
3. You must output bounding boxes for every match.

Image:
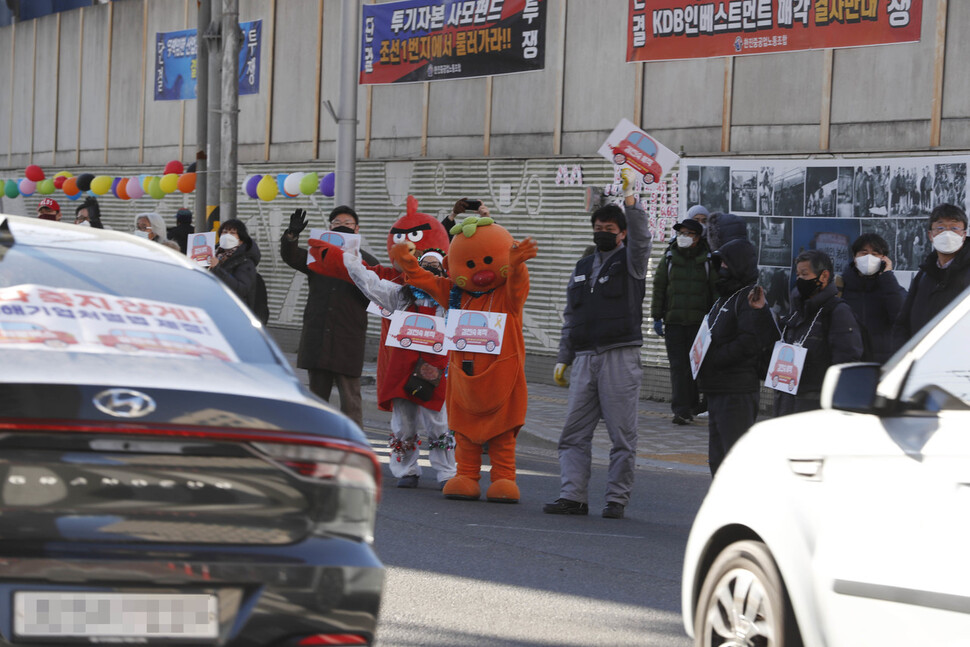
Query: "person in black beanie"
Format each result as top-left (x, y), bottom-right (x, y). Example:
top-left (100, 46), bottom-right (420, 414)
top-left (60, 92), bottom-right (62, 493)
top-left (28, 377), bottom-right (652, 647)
top-left (167, 208), bottom-right (195, 254)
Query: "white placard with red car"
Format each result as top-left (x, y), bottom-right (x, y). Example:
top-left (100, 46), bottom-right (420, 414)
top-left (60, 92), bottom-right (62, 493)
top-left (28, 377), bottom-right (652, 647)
top-left (305, 228), bottom-right (361, 265)
top-left (688, 315), bottom-right (712, 380)
top-left (187, 231), bottom-right (217, 267)
top-left (764, 341), bottom-right (808, 394)
top-left (444, 309), bottom-right (506, 355)
top-left (597, 118), bottom-right (679, 185)
top-left (385, 310), bottom-right (447, 355)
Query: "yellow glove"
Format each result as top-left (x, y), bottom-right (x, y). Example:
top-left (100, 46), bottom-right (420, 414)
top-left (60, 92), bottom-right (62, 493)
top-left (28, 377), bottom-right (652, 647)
top-left (553, 363), bottom-right (569, 387)
top-left (621, 168), bottom-right (637, 198)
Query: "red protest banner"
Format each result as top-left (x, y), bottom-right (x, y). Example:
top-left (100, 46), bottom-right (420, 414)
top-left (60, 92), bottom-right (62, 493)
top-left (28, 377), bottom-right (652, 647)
top-left (627, 0), bottom-right (922, 63)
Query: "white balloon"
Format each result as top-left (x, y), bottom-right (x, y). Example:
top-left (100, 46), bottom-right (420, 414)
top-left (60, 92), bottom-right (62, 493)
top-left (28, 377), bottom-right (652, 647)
top-left (283, 172), bottom-right (304, 196)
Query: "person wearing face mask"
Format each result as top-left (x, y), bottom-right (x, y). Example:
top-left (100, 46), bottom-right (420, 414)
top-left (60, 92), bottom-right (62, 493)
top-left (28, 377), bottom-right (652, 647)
top-left (696, 237), bottom-right (778, 475)
top-left (545, 168), bottom-right (652, 520)
top-left (894, 204), bottom-right (970, 348)
top-left (775, 250), bottom-right (863, 417)
top-left (74, 197), bottom-right (104, 229)
top-left (650, 216), bottom-right (717, 425)
top-left (839, 233), bottom-right (906, 363)
top-left (36, 198), bottom-right (61, 221)
top-left (280, 206), bottom-right (378, 430)
top-left (133, 213), bottom-right (176, 249)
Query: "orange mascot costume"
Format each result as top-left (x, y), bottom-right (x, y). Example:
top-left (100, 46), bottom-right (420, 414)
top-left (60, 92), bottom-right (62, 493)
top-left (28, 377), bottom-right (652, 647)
top-left (390, 215), bottom-right (537, 503)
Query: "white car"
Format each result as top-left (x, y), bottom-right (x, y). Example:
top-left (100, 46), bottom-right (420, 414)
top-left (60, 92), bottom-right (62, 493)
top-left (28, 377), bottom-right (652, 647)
top-left (682, 285), bottom-right (970, 647)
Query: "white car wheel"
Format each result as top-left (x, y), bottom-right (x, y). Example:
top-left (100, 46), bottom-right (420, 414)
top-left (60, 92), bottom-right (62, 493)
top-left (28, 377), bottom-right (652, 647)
top-left (694, 540), bottom-right (801, 647)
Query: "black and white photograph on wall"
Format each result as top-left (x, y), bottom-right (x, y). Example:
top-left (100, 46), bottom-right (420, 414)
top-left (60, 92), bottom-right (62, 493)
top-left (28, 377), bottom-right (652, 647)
top-left (793, 218), bottom-right (859, 277)
top-left (758, 266), bottom-right (791, 319)
top-left (759, 217), bottom-right (792, 266)
top-left (894, 218), bottom-right (933, 271)
top-left (741, 216), bottom-right (761, 245)
top-left (686, 166), bottom-right (701, 209)
top-left (852, 166), bottom-right (875, 217)
top-left (701, 166), bottom-right (730, 214)
top-left (890, 165), bottom-right (932, 217)
top-left (758, 167), bottom-right (774, 215)
top-left (772, 167), bottom-right (805, 218)
top-left (864, 165), bottom-right (890, 216)
top-left (805, 167), bottom-right (837, 217)
top-left (731, 170), bottom-right (758, 213)
top-left (837, 167), bottom-right (855, 218)
top-left (934, 162), bottom-right (967, 212)
top-left (860, 218), bottom-right (898, 258)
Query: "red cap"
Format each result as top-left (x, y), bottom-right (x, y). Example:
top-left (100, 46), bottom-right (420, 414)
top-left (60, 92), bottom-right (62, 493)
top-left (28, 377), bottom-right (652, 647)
top-left (38, 197), bottom-right (60, 212)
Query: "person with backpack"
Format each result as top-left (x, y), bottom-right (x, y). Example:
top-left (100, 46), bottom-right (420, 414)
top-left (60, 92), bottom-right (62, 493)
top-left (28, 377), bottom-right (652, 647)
top-left (774, 250), bottom-right (864, 417)
top-left (840, 233), bottom-right (907, 363)
top-left (696, 236), bottom-right (778, 476)
top-left (650, 211), bottom-right (717, 425)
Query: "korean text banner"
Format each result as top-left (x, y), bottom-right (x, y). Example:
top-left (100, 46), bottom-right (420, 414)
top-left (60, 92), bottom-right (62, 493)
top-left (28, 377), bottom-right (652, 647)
top-left (360, 0), bottom-right (546, 85)
top-left (154, 20), bottom-right (262, 101)
top-left (627, 0), bottom-right (922, 63)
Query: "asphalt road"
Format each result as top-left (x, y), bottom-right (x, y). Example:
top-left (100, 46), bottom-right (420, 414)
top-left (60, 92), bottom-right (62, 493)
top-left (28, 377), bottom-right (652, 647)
top-left (365, 425), bottom-right (710, 647)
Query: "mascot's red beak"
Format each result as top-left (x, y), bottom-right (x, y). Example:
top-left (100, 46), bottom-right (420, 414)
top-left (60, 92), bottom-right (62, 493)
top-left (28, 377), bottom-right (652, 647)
top-left (472, 270), bottom-right (495, 287)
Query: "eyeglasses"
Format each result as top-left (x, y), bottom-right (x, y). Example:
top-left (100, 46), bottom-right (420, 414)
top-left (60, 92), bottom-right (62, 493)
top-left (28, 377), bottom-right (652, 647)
top-left (331, 220), bottom-right (356, 229)
top-left (931, 226), bottom-right (966, 234)
top-left (136, 224), bottom-right (152, 231)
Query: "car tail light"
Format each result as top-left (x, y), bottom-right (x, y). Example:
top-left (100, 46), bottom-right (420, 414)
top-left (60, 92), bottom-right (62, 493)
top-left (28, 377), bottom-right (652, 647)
top-left (251, 441), bottom-right (381, 493)
top-left (296, 634), bottom-right (368, 645)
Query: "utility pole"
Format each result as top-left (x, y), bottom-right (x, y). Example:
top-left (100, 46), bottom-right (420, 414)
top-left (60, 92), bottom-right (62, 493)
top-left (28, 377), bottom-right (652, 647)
top-left (206, 1), bottom-right (223, 229)
top-left (220, 0), bottom-right (239, 221)
top-left (335, 0), bottom-right (361, 208)
top-left (193, 0), bottom-right (209, 233)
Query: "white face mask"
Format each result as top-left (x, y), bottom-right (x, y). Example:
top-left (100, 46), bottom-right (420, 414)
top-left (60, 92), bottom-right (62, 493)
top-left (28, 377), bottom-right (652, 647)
top-left (219, 233), bottom-right (240, 250)
top-left (133, 230), bottom-right (151, 239)
top-left (676, 235), bottom-right (694, 249)
top-left (76, 220), bottom-right (90, 227)
top-left (854, 254), bottom-right (882, 276)
top-left (932, 230), bottom-right (964, 255)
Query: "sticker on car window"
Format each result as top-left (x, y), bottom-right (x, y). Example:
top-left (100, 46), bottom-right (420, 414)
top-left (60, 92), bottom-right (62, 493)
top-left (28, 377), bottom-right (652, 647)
top-left (444, 309), bottom-right (506, 355)
top-left (0, 284), bottom-right (239, 362)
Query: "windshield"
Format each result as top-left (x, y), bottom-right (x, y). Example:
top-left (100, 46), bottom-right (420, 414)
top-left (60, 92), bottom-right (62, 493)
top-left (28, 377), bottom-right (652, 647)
top-left (0, 243), bottom-right (277, 365)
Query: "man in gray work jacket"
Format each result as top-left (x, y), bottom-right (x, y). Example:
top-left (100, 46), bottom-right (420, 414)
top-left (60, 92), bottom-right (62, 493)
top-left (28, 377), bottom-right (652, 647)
top-left (544, 169), bottom-right (652, 520)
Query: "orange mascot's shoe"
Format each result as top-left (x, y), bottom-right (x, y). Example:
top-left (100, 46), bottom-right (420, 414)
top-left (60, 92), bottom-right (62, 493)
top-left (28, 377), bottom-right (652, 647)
top-left (443, 475), bottom-right (481, 500)
top-left (485, 479), bottom-right (520, 504)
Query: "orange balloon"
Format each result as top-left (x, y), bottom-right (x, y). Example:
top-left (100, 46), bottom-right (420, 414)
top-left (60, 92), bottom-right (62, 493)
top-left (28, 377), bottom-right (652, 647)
top-left (177, 172), bottom-right (196, 193)
top-left (117, 177), bottom-right (130, 200)
top-left (62, 176), bottom-right (79, 196)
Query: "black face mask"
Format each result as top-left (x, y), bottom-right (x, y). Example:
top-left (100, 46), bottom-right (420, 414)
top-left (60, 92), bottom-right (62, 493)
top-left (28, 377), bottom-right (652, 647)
top-left (331, 225), bottom-right (356, 234)
top-left (420, 264), bottom-right (443, 276)
top-left (715, 266), bottom-right (742, 296)
top-left (593, 231), bottom-right (618, 252)
top-left (796, 276), bottom-right (822, 300)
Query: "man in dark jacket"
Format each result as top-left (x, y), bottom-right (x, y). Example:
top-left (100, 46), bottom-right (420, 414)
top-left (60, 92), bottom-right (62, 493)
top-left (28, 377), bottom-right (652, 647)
top-left (167, 208), bottom-right (195, 253)
top-left (280, 206), bottom-right (378, 429)
top-left (894, 203), bottom-right (970, 346)
top-left (651, 217), bottom-right (716, 424)
top-left (697, 236), bottom-right (778, 475)
top-left (775, 250), bottom-right (863, 416)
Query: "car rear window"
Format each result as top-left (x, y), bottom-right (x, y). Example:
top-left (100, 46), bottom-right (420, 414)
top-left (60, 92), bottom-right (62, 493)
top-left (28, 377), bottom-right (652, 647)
top-left (0, 243), bottom-right (277, 365)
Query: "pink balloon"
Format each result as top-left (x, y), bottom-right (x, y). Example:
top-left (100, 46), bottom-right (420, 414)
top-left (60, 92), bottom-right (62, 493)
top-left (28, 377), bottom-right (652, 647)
top-left (126, 176), bottom-right (145, 199)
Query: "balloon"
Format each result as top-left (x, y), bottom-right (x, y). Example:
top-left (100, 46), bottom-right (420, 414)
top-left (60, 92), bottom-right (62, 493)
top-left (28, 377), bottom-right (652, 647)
top-left (283, 172), bottom-right (304, 197)
top-left (164, 160), bottom-right (184, 175)
top-left (159, 173), bottom-right (179, 194)
top-left (55, 171), bottom-right (73, 179)
top-left (90, 175), bottom-right (112, 195)
top-left (37, 179), bottom-right (55, 195)
top-left (186, 161), bottom-right (197, 173)
top-left (244, 174), bottom-right (262, 199)
top-left (126, 176), bottom-right (144, 199)
top-left (67, 191), bottom-right (82, 200)
top-left (319, 172), bottom-right (335, 197)
top-left (24, 165), bottom-right (44, 182)
top-left (299, 172), bottom-right (319, 195)
top-left (143, 176), bottom-right (155, 192)
top-left (148, 176), bottom-right (164, 200)
top-left (62, 177), bottom-right (79, 196)
top-left (76, 173), bottom-right (95, 191)
top-left (19, 179), bottom-right (36, 197)
top-left (117, 177), bottom-right (130, 200)
top-left (276, 174), bottom-right (288, 196)
top-left (53, 176), bottom-right (67, 189)
top-left (4, 179), bottom-right (18, 199)
top-left (257, 174), bottom-right (278, 201)
top-left (177, 172), bottom-right (196, 193)
top-left (110, 177), bottom-right (122, 199)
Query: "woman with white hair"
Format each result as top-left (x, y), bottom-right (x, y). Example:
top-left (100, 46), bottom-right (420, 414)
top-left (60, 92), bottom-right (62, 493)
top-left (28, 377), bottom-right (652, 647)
top-left (133, 212), bottom-right (180, 251)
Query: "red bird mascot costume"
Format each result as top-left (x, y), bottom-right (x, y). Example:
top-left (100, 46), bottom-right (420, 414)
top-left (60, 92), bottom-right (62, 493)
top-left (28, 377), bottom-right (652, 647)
top-left (390, 214), bottom-right (537, 503)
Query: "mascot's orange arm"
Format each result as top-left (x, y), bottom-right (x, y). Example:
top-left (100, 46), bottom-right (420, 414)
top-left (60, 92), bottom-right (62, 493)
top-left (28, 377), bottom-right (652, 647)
top-left (389, 242), bottom-right (451, 305)
top-left (505, 237), bottom-right (537, 309)
top-left (308, 239), bottom-right (400, 284)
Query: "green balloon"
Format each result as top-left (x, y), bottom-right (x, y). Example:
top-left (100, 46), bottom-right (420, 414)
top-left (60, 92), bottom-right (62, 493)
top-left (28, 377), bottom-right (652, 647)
top-left (299, 172), bottom-right (319, 195)
top-left (37, 178), bottom-right (56, 195)
top-left (4, 179), bottom-right (18, 199)
top-left (149, 176), bottom-right (164, 200)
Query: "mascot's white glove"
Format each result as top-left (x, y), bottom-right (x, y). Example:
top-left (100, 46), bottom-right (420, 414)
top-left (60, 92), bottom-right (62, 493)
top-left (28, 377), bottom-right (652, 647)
top-left (553, 363), bottom-right (569, 387)
top-left (621, 168), bottom-right (637, 198)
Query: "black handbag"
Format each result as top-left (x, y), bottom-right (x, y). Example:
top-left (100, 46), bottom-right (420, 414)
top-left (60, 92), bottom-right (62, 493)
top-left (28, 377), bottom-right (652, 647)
top-left (404, 358), bottom-right (443, 401)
